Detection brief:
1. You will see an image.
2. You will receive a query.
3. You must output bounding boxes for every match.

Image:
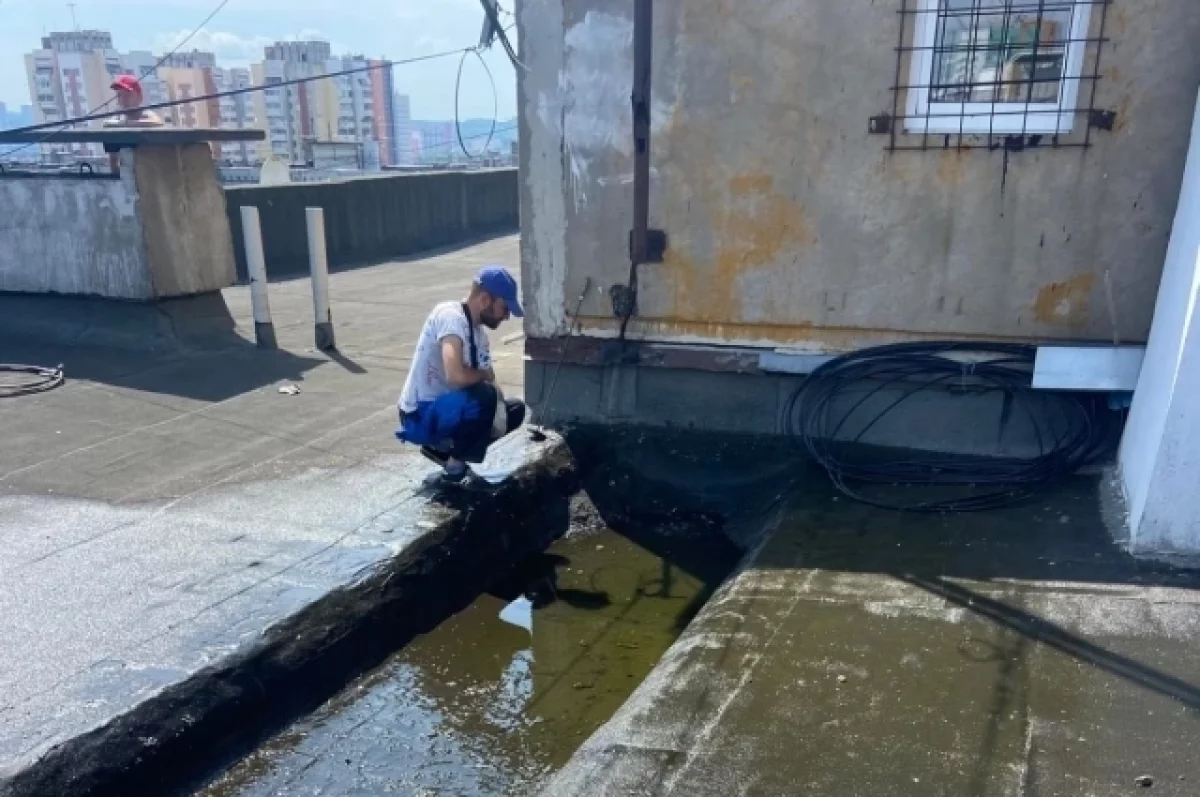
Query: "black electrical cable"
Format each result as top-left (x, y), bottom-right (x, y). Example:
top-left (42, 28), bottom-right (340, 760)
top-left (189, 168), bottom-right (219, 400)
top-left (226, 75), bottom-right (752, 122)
top-left (1, 46), bottom-right (475, 162)
top-left (0, 364), bottom-right (64, 398)
top-left (455, 47), bottom-right (498, 160)
top-left (2, 0), bottom-right (236, 163)
top-left (784, 342), bottom-right (1121, 512)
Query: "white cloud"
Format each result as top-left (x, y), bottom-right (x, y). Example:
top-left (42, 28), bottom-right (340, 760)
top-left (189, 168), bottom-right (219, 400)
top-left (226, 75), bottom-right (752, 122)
top-left (152, 29), bottom-right (271, 62)
top-left (151, 28), bottom-right (339, 64)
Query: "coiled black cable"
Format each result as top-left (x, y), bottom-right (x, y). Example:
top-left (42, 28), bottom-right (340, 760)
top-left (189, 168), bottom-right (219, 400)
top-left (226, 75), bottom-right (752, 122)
top-left (0, 364), bottom-right (65, 398)
top-left (784, 342), bottom-right (1121, 512)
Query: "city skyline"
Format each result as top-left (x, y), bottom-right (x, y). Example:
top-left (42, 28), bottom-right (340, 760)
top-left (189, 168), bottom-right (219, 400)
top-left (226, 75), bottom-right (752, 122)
top-left (0, 0), bottom-right (517, 121)
top-left (18, 28), bottom-right (516, 169)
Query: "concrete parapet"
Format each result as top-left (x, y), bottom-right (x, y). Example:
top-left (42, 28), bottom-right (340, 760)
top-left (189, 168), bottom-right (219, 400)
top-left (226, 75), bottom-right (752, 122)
top-left (225, 169), bottom-right (519, 280)
top-left (0, 143), bottom-right (236, 300)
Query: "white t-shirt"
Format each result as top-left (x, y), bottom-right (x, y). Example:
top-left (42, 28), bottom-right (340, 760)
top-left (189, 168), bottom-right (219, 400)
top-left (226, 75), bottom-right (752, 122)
top-left (398, 301), bottom-right (492, 413)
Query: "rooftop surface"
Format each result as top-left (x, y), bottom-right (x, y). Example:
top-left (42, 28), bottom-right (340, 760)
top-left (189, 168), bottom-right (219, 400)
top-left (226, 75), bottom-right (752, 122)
top-left (545, 471), bottom-right (1200, 796)
top-left (0, 235), bottom-right (529, 791)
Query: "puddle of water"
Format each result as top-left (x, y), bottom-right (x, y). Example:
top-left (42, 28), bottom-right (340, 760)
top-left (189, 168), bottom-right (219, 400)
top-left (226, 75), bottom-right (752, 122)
top-left (197, 521), bottom-right (740, 796)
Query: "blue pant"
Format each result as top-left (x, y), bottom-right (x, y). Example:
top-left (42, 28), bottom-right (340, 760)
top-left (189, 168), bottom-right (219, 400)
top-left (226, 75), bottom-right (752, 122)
top-left (396, 383), bottom-right (526, 464)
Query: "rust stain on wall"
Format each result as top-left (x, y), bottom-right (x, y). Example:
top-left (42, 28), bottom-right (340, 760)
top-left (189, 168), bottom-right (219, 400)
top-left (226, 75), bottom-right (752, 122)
top-left (935, 150), bottom-right (968, 187)
top-left (665, 171), bottom-right (815, 327)
top-left (1033, 273), bottom-right (1096, 326)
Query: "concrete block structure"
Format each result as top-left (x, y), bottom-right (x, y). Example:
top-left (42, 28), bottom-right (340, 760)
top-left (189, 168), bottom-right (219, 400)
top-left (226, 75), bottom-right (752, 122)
top-left (0, 129), bottom-right (259, 300)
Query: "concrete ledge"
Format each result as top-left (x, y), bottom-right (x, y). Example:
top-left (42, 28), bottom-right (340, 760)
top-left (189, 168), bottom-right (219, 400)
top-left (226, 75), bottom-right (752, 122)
top-left (544, 477), bottom-right (1200, 797)
top-left (0, 433), bottom-right (578, 797)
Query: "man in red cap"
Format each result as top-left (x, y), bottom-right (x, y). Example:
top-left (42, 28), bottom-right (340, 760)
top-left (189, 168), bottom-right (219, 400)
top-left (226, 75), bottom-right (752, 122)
top-left (104, 74), bottom-right (164, 173)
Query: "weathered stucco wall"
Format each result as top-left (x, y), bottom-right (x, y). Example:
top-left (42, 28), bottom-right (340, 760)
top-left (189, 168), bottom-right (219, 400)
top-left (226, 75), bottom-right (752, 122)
top-left (519, 0), bottom-right (1200, 349)
top-left (134, 144), bottom-right (237, 297)
top-left (0, 144), bottom-right (237, 301)
top-left (0, 175), bottom-right (151, 299)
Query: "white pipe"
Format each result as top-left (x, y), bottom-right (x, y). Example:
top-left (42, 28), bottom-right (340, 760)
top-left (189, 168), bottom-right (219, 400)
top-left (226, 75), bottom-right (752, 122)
top-left (306, 206), bottom-right (335, 350)
top-left (240, 206), bottom-right (276, 349)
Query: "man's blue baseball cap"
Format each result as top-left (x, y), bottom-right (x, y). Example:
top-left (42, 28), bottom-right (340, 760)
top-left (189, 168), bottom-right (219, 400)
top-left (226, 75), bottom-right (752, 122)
top-left (477, 265), bottom-right (524, 317)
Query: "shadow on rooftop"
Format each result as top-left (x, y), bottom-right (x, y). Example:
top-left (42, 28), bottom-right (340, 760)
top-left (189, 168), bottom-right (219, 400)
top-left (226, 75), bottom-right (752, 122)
top-left (0, 292), bottom-right (325, 403)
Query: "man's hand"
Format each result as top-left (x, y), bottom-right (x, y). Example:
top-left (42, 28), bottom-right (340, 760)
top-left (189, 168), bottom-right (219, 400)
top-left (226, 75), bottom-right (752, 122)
top-left (441, 336), bottom-right (490, 388)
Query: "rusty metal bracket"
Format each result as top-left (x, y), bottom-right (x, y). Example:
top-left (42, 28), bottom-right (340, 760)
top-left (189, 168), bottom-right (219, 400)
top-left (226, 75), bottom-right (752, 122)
top-left (610, 284), bottom-right (637, 321)
top-left (1088, 109), bottom-right (1117, 132)
top-left (868, 113), bottom-right (893, 135)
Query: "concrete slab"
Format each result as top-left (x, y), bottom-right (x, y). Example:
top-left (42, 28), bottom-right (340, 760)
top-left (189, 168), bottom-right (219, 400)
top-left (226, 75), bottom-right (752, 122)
top-left (0, 237), bottom-right (555, 796)
top-left (544, 477), bottom-right (1200, 796)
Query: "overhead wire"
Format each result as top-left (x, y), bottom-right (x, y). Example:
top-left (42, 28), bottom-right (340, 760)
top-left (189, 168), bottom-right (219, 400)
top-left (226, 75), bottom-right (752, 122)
top-left (2, 0), bottom-right (235, 163)
top-left (5, 7), bottom-right (518, 168)
top-left (784, 342), bottom-right (1122, 512)
top-left (455, 48), bottom-right (497, 159)
top-left (422, 123), bottom-right (516, 158)
top-left (3, 46), bottom-right (477, 144)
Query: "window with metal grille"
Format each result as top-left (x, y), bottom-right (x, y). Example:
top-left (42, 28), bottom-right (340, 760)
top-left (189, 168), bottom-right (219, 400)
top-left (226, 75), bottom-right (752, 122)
top-left (879, 0), bottom-right (1113, 150)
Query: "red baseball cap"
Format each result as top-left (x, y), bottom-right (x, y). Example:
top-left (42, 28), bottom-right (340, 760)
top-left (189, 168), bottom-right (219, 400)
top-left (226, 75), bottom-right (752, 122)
top-left (111, 74), bottom-right (142, 93)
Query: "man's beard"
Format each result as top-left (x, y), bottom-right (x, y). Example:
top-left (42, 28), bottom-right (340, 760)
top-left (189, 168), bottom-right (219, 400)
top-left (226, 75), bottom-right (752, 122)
top-left (480, 311), bottom-right (503, 330)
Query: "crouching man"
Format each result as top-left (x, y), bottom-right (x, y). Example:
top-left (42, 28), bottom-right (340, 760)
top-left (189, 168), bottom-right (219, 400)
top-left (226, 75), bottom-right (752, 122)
top-left (396, 266), bottom-right (527, 486)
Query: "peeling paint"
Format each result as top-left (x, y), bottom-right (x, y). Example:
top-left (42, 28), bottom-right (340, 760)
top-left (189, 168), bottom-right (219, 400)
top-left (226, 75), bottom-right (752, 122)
top-left (521, 0), bottom-right (569, 338)
top-left (554, 10), bottom-right (674, 211)
top-left (522, 0), bottom-right (1200, 350)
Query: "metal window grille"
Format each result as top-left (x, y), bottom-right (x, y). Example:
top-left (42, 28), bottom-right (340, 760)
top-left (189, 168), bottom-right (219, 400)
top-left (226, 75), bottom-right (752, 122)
top-left (873, 0), bottom-right (1114, 151)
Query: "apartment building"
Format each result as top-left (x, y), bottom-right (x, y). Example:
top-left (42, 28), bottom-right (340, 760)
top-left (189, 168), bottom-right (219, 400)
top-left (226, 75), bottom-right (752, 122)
top-left (158, 67), bottom-right (216, 129)
top-left (252, 40), bottom-right (331, 164)
top-left (251, 42), bottom-right (392, 166)
top-left (23, 30), bottom-right (123, 157)
top-left (213, 67), bottom-right (258, 166)
top-left (393, 92), bottom-right (412, 165)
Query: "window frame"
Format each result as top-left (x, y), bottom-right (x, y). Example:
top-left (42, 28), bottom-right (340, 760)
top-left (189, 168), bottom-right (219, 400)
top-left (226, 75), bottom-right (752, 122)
top-left (904, 0), bottom-right (1094, 135)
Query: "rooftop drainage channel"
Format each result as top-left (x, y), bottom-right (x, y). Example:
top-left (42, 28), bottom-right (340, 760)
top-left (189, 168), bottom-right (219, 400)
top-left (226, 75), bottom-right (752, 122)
top-left (0, 440), bottom-right (578, 797)
top-left (194, 495), bottom-right (744, 795)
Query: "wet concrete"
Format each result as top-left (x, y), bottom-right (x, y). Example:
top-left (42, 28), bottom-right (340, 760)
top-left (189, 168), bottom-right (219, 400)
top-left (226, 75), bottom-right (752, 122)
top-left (197, 505), bottom-right (742, 796)
top-left (546, 472), bottom-right (1200, 796)
top-left (0, 237), bottom-right (543, 797)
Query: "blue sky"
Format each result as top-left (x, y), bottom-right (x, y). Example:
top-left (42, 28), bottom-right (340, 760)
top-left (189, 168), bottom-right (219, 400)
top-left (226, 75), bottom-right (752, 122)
top-left (0, 0), bottom-right (518, 120)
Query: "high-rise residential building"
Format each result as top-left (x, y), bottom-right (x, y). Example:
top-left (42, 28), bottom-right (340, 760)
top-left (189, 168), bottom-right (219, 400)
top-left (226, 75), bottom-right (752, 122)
top-left (253, 40), bottom-right (332, 163)
top-left (158, 67), bottom-right (216, 128)
top-left (24, 30), bottom-right (124, 157)
top-left (213, 67), bottom-right (258, 165)
top-left (314, 54), bottom-right (373, 143)
top-left (0, 102), bottom-right (7, 130)
top-left (159, 50), bottom-right (217, 70)
top-left (251, 42), bottom-right (391, 166)
top-left (366, 60), bottom-right (396, 166)
top-left (392, 92), bottom-right (412, 165)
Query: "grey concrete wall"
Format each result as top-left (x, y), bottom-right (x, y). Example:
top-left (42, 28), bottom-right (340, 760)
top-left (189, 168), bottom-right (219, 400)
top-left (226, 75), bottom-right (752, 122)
top-left (0, 144), bottom-right (237, 301)
top-left (0, 175), bottom-right (151, 299)
top-left (132, 144), bottom-right (237, 297)
top-left (528, 360), bottom-right (1079, 460)
top-left (518, 0), bottom-right (1200, 349)
top-left (225, 169), bottom-right (519, 281)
